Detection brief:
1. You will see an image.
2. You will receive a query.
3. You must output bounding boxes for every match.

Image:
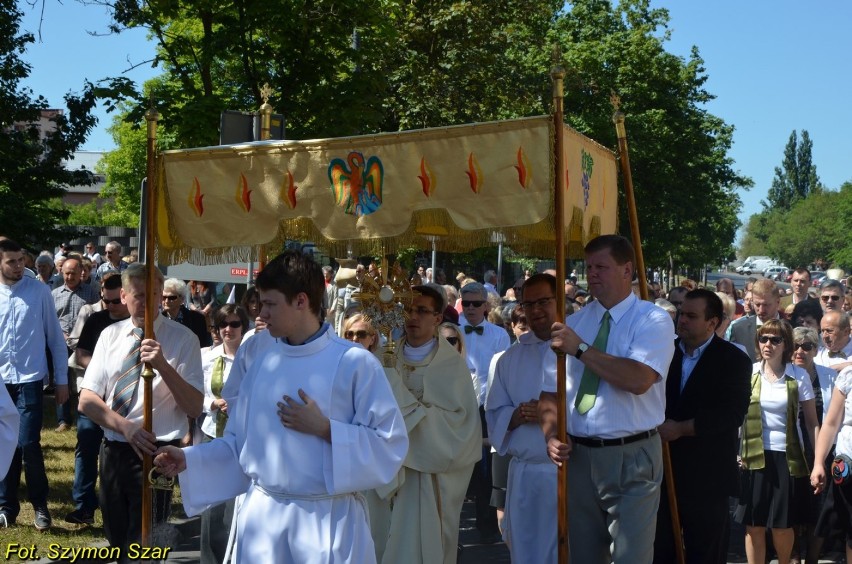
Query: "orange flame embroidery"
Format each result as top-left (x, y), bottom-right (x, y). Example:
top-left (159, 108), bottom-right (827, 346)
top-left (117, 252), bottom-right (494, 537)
top-left (280, 170), bottom-right (298, 209)
top-left (188, 177), bottom-right (204, 217)
top-left (514, 147), bottom-right (533, 189)
top-left (235, 173), bottom-right (252, 212)
top-left (465, 152), bottom-right (484, 193)
top-left (418, 157), bottom-right (437, 197)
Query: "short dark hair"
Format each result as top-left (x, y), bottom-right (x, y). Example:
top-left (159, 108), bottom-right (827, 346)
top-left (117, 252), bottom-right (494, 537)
top-left (685, 288), bottom-right (723, 323)
top-left (412, 284), bottom-right (446, 313)
top-left (214, 304), bottom-right (250, 333)
top-left (584, 235), bottom-right (635, 268)
top-left (101, 272), bottom-right (123, 291)
top-left (791, 298), bottom-right (823, 328)
top-left (0, 239), bottom-right (22, 254)
top-left (521, 273), bottom-right (556, 300)
top-left (255, 251), bottom-right (325, 316)
top-left (792, 267), bottom-right (811, 280)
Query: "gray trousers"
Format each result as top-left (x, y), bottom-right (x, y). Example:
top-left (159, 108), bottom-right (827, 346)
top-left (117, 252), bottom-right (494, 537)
top-left (567, 434), bottom-right (663, 564)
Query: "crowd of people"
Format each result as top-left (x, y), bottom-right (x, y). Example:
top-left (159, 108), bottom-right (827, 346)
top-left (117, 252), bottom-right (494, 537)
top-left (3, 234), bottom-right (852, 563)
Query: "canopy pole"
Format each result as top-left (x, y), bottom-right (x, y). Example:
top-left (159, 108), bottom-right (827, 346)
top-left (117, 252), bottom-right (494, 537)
top-left (257, 84), bottom-right (274, 269)
top-left (141, 105), bottom-right (160, 547)
top-left (612, 107), bottom-right (684, 564)
top-left (551, 62), bottom-right (570, 564)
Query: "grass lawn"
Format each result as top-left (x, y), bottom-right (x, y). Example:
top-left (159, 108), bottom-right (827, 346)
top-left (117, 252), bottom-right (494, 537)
top-left (1, 397), bottom-right (185, 563)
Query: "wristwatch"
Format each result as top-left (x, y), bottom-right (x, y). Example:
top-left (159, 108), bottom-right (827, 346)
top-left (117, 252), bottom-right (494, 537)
top-left (575, 342), bottom-right (589, 359)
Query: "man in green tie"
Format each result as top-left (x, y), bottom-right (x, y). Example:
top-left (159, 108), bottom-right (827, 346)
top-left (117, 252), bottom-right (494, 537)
top-left (540, 234), bottom-right (675, 563)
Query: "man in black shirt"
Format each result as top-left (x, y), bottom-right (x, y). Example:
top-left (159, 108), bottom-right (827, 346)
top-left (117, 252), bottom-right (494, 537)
top-left (64, 275), bottom-right (130, 525)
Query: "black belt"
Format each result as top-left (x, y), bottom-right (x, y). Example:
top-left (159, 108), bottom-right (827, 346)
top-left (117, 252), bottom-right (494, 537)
top-left (569, 429), bottom-right (658, 448)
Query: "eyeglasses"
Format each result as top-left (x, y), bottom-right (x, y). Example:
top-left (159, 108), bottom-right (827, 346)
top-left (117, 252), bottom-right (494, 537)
top-left (521, 296), bottom-right (555, 310)
top-left (758, 335), bottom-right (783, 345)
top-left (405, 306), bottom-right (438, 316)
top-left (345, 330), bottom-right (371, 340)
top-left (461, 300), bottom-right (485, 308)
top-left (218, 321), bottom-right (242, 330)
top-left (445, 336), bottom-right (459, 346)
top-left (162, 295), bottom-right (180, 301)
top-left (822, 295), bottom-right (842, 302)
top-left (794, 342), bottom-right (816, 352)
top-left (102, 297), bottom-right (122, 305)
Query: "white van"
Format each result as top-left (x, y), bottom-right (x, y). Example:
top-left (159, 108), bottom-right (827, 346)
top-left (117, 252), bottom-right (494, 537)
top-left (736, 256), bottom-right (771, 275)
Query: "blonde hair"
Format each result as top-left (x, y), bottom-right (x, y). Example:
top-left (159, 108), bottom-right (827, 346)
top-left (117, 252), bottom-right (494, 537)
top-left (342, 313), bottom-right (378, 352)
top-left (438, 322), bottom-right (466, 357)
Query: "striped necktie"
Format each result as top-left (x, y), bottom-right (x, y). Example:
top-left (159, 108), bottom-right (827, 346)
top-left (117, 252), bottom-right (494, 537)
top-left (112, 327), bottom-right (144, 417)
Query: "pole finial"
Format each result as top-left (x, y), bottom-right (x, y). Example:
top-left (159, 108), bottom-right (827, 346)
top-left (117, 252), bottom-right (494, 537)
top-left (259, 83), bottom-right (274, 113)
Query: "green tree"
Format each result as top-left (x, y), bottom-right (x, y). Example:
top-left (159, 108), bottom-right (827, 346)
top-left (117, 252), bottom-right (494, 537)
top-left (0, 0), bottom-right (97, 248)
top-left (826, 181), bottom-right (852, 270)
top-left (763, 129), bottom-right (821, 211)
top-left (764, 190), bottom-right (841, 268)
top-left (552, 0), bottom-right (751, 271)
top-left (89, 0), bottom-right (748, 271)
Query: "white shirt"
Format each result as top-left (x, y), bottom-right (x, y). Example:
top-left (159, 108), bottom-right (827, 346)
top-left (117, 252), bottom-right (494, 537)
top-left (816, 338), bottom-right (852, 370)
top-left (755, 362), bottom-right (814, 451)
top-left (201, 344), bottom-right (234, 438)
top-left (679, 334), bottom-right (714, 391)
top-left (459, 316), bottom-right (511, 405)
top-left (81, 315), bottom-right (204, 442)
top-left (832, 367), bottom-right (852, 458)
top-left (543, 293), bottom-right (675, 439)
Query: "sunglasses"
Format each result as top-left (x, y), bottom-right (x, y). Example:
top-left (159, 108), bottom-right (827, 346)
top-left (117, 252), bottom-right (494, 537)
top-left (102, 297), bottom-right (122, 305)
top-left (758, 335), bottom-right (783, 345)
top-left (794, 342), bottom-right (816, 352)
top-left (345, 330), bottom-right (371, 340)
top-left (445, 336), bottom-right (459, 346)
top-left (162, 295), bottom-right (180, 301)
top-left (822, 295), bottom-right (842, 302)
top-left (218, 321), bottom-right (242, 330)
top-left (461, 300), bottom-right (485, 308)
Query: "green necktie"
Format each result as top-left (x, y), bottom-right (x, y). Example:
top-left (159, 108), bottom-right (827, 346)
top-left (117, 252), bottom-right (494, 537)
top-left (210, 355), bottom-right (228, 438)
top-left (574, 311), bottom-right (611, 415)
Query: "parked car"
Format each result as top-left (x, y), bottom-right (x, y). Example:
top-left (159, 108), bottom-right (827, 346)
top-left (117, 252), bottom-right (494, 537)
top-left (764, 265), bottom-right (789, 281)
top-left (811, 271), bottom-right (828, 286)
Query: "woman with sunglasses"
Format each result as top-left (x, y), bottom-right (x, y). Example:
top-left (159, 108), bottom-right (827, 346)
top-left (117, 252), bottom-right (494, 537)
top-left (199, 304), bottom-right (250, 563)
top-left (342, 314), bottom-right (379, 354)
top-left (735, 319), bottom-right (820, 564)
top-left (439, 322), bottom-right (466, 357)
top-left (790, 326), bottom-right (835, 563)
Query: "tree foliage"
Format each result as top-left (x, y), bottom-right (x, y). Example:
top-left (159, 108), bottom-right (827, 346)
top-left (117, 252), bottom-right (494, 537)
top-left (81, 0), bottom-right (748, 270)
top-left (763, 129), bottom-right (821, 211)
top-left (741, 181), bottom-right (852, 270)
top-left (0, 0), bottom-right (97, 248)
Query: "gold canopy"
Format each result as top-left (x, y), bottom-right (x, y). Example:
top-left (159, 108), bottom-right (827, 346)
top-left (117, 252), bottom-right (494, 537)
top-left (154, 115), bottom-right (617, 264)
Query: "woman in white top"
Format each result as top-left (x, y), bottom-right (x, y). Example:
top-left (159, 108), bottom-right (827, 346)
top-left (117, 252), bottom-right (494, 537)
top-left (735, 319), bottom-right (819, 564)
top-left (199, 303), bottom-right (249, 564)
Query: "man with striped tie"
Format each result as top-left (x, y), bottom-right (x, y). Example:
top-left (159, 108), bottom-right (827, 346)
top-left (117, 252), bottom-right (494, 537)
top-left (79, 263), bottom-right (203, 562)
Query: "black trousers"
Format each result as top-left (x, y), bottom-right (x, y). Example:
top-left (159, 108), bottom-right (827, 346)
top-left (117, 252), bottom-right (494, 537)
top-left (654, 482), bottom-right (731, 564)
top-left (468, 406), bottom-right (498, 535)
top-left (99, 439), bottom-right (178, 563)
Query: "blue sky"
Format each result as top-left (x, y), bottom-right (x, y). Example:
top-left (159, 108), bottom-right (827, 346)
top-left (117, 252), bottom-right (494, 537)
top-left (17, 1), bottom-right (851, 232)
